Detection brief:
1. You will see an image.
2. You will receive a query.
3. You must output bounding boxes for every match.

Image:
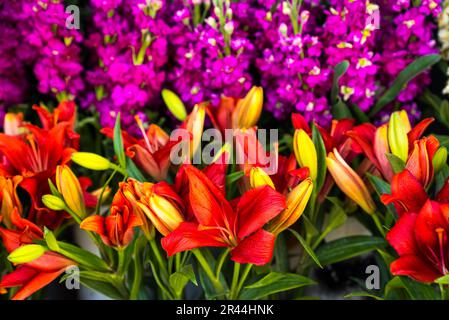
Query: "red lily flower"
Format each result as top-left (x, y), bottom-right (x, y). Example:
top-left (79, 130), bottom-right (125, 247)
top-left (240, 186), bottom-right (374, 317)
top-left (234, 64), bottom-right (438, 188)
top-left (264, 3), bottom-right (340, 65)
top-left (381, 170), bottom-right (428, 217)
top-left (405, 135), bottom-right (439, 188)
top-left (346, 117), bottom-right (434, 183)
top-left (161, 165), bottom-right (286, 265)
top-left (386, 200), bottom-right (449, 283)
top-left (80, 188), bottom-right (142, 248)
top-left (0, 208), bottom-right (75, 300)
top-left (0, 123), bottom-right (76, 228)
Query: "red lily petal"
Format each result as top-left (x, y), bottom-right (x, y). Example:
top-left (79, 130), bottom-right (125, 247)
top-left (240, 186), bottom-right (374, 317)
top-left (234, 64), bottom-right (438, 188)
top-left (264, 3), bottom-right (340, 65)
top-left (414, 200), bottom-right (448, 254)
top-left (380, 170), bottom-right (428, 216)
top-left (100, 127), bottom-right (140, 149)
top-left (26, 251), bottom-right (75, 272)
top-left (231, 229), bottom-right (276, 266)
top-left (386, 213), bottom-right (419, 256)
top-left (236, 186), bottom-right (285, 239)
top-left (291, 113), bottom-right (311, 133)
top-left (0, 265), bottom-right (37, 288)
top-left (436, 179), bottom-right (449, 203)
top-left (390, 255), bottom-right (441, 283)
top-left (12, 268), bottom-right (66, 300)
top-left (80, 215), bottom-right (106, 238)
top-left (161, 222), bottom-right (227, 256)
top-left (407, 118), bottom-right (434, 147)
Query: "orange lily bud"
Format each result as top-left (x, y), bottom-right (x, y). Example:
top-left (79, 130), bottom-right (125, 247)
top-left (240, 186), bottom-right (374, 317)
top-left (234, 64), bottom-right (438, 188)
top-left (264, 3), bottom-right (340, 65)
top-left (4, 113), bottom-right (24, 136)
top-left (388, 111), bottom-right (411, 163)
top-left (136, 182), bottom-right (185, 236)
top-left (0, 176), bottom-right (22, 229)
top-left (120, 180), bottom-right (155, 240)
top-left (249, 167), bottom-right (275, 189)
top-left (374, 124), bottom-right (393, 182)
top-left (232, 86), bottom-right (263, 129)
top-left (293, 129), bottom-right (317, 180)
top-left (56, 165), bottom-right (87, 219)
top-left (405, 136), bottom-right (439, 188)
top-left (326, 149), bottom-right (376, 214)
top-left (81, 189), bottom-right (142, 248)
top-left (267, 178), bottom-right (313, 235)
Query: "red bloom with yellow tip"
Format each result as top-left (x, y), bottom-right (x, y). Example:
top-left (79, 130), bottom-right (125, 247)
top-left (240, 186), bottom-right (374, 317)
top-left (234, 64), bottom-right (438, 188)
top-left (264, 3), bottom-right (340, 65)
top-left (386, 200), bottom-right (449, 283)
top-left (0, 208), bottom-right (75, 300)
top-left (161, 165), bottom-right (286, 265)
top-left (80, 189), bottom-right (142, 248)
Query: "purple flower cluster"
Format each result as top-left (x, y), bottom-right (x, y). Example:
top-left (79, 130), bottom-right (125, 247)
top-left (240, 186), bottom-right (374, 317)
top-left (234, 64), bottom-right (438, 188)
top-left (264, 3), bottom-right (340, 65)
top-left (0, 0), bottom-right (84, 113)
top-left (375, 0), bottom-right (441, 123)
top-left (166, 1), bottom-right (254, 109)
top-left (250, 1), bottom-right (332, 125)
top-left (84, 0), bottom-right (169, 134)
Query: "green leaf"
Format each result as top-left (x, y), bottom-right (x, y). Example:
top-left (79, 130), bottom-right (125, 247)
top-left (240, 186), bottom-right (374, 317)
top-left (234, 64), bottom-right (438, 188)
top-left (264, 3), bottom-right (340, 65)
top-left (315, 236), bottom-right (387, 266)
top-left (385, 276), bottom-right (437, 300)
top-left (240, 273), bottom-right (316, 300)
top-left (344, 291), bottom-right (383, 300)
top-left (350, 104), bottom-right (370, 123)
top-left (113, 113), bottom-right (126, 170)
top-left (370, 54), bottom-right (441, 116)
top-left (311, 124), bottom-right (327, 191)
top-left (274, 234), bottom-right (289, 272)
top-left (435, 274), bottom-right (449, 285)
top-left (331, 61), bottom-right (350, 105)
top-left (366, 173), bottom-right (391, 197)
top-left (126, 157), bottom-right (146, 181)
top-left (313, 197), bottom-right (347, 247)
top-left (288, 229), bottom-right (322, 268)
top-left (169, 264), bottom-right (197, 297)
top-left (385, 153), bottom-right (406, 174)
top-left (56, 241), bottom-right (110, 272)
top-left (78, 276), bottom-right (126, 300)
top-left (225, 171), bottom-right (244, 185)
top-left (332, 99), bottom-right (353, 120)
top-left (48, 179), bottom-right (62, 198)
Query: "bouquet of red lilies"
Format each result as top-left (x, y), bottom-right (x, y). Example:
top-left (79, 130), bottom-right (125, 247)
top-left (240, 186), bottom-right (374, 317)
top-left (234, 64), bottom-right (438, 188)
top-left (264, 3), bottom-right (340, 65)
top-left (1, 86), bottom-right (449, 301)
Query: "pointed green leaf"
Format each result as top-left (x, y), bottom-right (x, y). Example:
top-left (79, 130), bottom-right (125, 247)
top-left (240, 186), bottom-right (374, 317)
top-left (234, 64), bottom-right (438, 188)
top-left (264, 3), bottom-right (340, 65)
top-left (288, 229), bottom-right (322, 268)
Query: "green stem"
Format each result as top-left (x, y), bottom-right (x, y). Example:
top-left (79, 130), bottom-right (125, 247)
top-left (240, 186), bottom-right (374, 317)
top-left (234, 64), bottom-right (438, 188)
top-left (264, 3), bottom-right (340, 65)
top-left (229, 262), bottom-right (240, 300)
top-left (215, 249), bottom-right (230, 279)
top-left (234, 264), bottom-right (253, 300)
top-left (130, 238), bottom-right (144, 300)
top-left (149, 238), bottom-right (169, 279)
top-left (372, 213), bottom-right (386, 237)
top-left (95, 169), bottom-right (118, 216)
top-left (193, 249), bottom-right (225, 297)
top-left (117, 249), bottom-right (126, 277)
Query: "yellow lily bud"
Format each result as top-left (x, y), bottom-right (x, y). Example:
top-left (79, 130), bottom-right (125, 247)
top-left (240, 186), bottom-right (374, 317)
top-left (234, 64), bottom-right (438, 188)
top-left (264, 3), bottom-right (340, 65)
top-left (249, 167), bottom-right (275, 189)
top-left (136, 183), bottom-right (184, 236)
top-left (232, 86), bottom-right (263, 129)
top-left (42, 194), bottom-right (67, 211)
top-left (388, 111), bottom-right (411, 162)
top-left (0, 176), bottom-right (22, 229)
top-left (326, 149), bottom-right (376, 214)
top-left (293, 129), bottom-right (317, 180)
top-left (56, 165), bottom-right (87, 219)
top-left (71, 152), bottom-right (112, 171)
top-left (162, 89), bottom-right (187, 121)
top-left (267, 178), bottom-right (313, 235)
top-left (8, 244), bottom-right (47, 264)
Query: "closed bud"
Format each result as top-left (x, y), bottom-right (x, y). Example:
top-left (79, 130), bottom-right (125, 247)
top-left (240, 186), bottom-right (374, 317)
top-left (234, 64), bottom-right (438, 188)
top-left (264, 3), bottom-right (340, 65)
top-left (249, 167), bottom-right (275, 189)
top-left (326, 149), bottom-right (376, 214)
top-left (161, 89), bottom-right (187, 121)
top-left (8, 244), bottom-right (47, 264)
top-left (293, 129), bottom-right (318, 181)
top-left (433, 146), bottom-right (448, 174)
top-left (71, 152), bottom-right (112, 171)
top-left (42, 194), bottom-right (66, 211)
top-left (232, 86), bottom-right (263, 129)
top-left (56, 165), bottom-right (87, 219)
top-left (268, 178), bottom-right (313, 235)
top-left (388, 111), bottom-right (411, 163)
